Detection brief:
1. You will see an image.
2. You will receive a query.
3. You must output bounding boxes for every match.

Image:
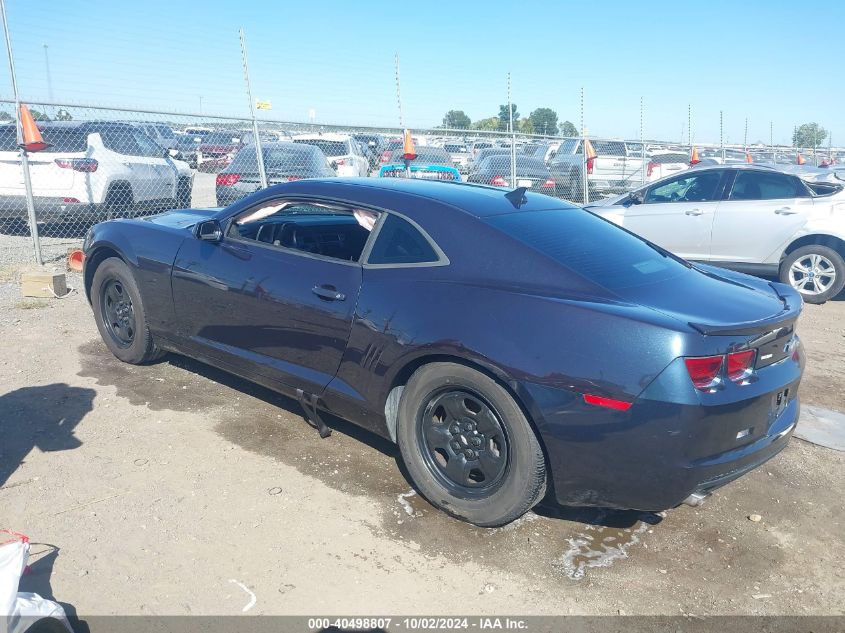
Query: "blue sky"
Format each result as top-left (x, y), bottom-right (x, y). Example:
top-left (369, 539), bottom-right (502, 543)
top-left (0, 0), bottom-right (841, 145)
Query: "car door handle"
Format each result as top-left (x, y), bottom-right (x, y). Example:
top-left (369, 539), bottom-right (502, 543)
top-left (775, 207), bottom-right (797, 215)
top-left (312, 285), bottom-right (346, 301)
top-left (685, 208), bottom-right (704, 216)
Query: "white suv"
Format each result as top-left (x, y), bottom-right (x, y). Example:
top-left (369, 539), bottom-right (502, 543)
top-left (0, 121), bottom-right (193, 229)
top-left (292, 133), bottom-right (369, 177)
top-left (590, 164), bottom-right (845, 303)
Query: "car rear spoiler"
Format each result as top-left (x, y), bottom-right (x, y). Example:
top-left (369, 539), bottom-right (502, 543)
top-left (687, 282), bottom-right (800, 336)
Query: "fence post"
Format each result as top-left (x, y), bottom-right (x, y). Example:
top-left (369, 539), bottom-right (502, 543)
top-left (582, 135), bottom-right (589, 206)
top-left (1, 0), bottom-right (42, 265)
top-left (239, 28), bottom-right (267, 190)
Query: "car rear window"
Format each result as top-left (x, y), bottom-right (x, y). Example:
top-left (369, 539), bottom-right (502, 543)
top-left (294, 139), bottom-right (348, 157)
top-left (650, 153), bottom-right (688, 164)
top-left (390, 147), bottom-right (451, 165)
top-left (444, 144), bottom-right (468, 153)
top-left (229, 145), bottom-right (325, 172)
top-left (487, 209), bottom-right (689, 290)
top-left (0, 126), bottom-right (88, 152)
top-left (485, 156), bottom-right (547, 171)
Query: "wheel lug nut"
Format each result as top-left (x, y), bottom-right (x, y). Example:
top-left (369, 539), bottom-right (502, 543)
top-left (463, 422), bottom-right (474, 432)
top-left (449, 424), bottom-right (460, 434)
top-left (450, 440), bottom-right (462, 451)
top-left (464, 449), bottom-right (475, 460)
top-left (471, 437), bottom-right (482, 447)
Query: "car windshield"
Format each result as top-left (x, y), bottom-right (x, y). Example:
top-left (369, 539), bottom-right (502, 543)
top-left (0, 126), bottom-right (88, 152)
top-left (202, 132), bottom-right (241, 145)
top-left (390, 147), bottom-right (451, 165)
top-left (483, 156), bottom-right (548, 171)
top-left (488, 209), bottom-right (689, 290)
top-left (294, 138), bottom-right (348, 157)
top-left (229, 145), bottom-right (325, 172)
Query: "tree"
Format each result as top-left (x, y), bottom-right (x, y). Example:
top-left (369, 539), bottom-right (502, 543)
top-left (442, 110), bottom-right (471, 129)
top-left (55, 109), bottom-right (73, 121)
top-left (497, 104), bottom-right (519, 131)
top-left (28, 109), bottom-right (50, 121)
top-left (0, 111), bottom-right (11, 122)
top-left (559, 120), bottom-right (578, 137)
top-left (472, 117), bottom-right (500, 131)
top-left (528, 108), bottom-right (559, 136)
top-left (517, 118), bottom-right (534, 134)
top-left (793, 122), bottom-right (827, 149)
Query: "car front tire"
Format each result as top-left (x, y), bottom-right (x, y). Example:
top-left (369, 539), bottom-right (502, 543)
top-left (396, 362), bottom-right (547, 527)
top-left (780, 244), bottom-right (845, 304)
top-left (91, 257), bottom-right (165, 364)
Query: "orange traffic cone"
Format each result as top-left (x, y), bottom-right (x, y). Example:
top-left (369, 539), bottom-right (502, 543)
top-left (402, 129), bottom-right (417, 161)
top-left (689, 146), bottom-right (700, 165)
top-left (584, 138), bottom-right (597, 161)
top-left (796, 152), bottom-right (806, 165)
top-left (746, 152), bottom-right (753, 163)
top-left (19, 104), bottom-right (49, 153)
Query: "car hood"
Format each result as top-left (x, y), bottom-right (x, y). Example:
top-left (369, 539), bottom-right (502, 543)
top-left (144, 208), bottom-right (220, 229)
top-left (612, 263), bottom-right (800, 335)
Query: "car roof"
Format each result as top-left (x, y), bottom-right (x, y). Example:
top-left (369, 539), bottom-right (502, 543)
top-left (273, 178), bottom-right (572, 219)
top-left (293, 133), bottom-right (351, 141)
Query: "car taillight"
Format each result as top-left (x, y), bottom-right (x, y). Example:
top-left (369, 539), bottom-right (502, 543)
top-left (216, 173), bottom-right (241, 186)
top-left (542, 179), bottom-right (556, 189)
top-left (684, 356), bottom-right (723, 391)
top-left (727, 350), bottom-right (756, 382)
top-left (647, 161), bottom-right (657, 177)
top-left (286, 176), bottom-right (301, 181)
top-left (491, 176), bottom-right (508, 187)
top-left (586, 157), bottom-right (595, 175)
top-left (55, 158), bottom-right (98, 172)
top-left (381, 151), bottom-right (392, 163)
top-left (62, 197), bottom-right (80, 204)
top-left (335, 158), bottom-right (346, 166)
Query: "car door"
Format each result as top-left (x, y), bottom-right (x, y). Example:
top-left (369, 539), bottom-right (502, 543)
top-left (616, 169), bottom-right (725, 261)
top-left (132, 129), bottom-right (176, 202)
top-left (97, 127), bottom-right (157, 205)
top-left (710, 169), bottom-right (814, 264)
top-left (170, 198), bottom-right (373, 396)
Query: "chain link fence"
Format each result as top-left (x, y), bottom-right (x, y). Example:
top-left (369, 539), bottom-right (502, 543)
top-left (0, 99), bottom-right (841, 266)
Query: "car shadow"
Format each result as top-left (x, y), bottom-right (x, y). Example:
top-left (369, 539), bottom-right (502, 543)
top-left (17, 544), bottom-right (90, 633)
top-left (0, 383), bottom-right (95, 487)
top-left (166, 353), bottom-right (658, 531)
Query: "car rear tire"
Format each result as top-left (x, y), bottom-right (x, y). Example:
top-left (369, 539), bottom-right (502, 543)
top-left (176, 177), bottom-right (192, 208)
top-left (104, 183), bottom-right (133, 220)
top-left (396, 362), bottom-right (546, 527)
top-left (91, 257), bottom-right (165, 364)
top-left (780, 245), bottom-right (845, 304)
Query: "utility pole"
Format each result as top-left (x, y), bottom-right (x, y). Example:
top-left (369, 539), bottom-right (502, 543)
top-left (720, 111), bottom-right (724, 162)
top-left (688, 104), bottom-right (692, 146)
top-left (581, 86), bottom-right (588, 205)
top-left (42, 43), bottom-right (53, 102)
top-left (507, 72), bottom-right (515, 186)
top-left (640, 96), bottom-right (645, 185)
top-left (744, 117), bottom-right (748, 151)
top-left (239, 28), bottom-right (267, 189)
top-left (770, 121), bottom-right (775, 163)
top-left (2, 0), bottom-right (41, 264)
top-left (394, 53), bottom-right (404, 129)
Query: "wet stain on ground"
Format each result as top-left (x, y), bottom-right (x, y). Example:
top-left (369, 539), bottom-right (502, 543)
top-left (77, 338), bottom-right (661, 581)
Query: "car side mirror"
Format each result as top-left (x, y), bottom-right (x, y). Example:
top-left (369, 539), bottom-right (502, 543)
top-left (197, 219), bottom-right (223, 242)
top-left (626, 191), bottom-right (644, 206)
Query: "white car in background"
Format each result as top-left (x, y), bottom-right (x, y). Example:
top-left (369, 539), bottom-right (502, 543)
top-left (589, 164), bottom-right (845, 303)
top-left (0, 121), bottom-right (193, 230)
top-left (292, 133), bottom-right (369, 177)
top-left (646, 150), bottom-right (690, 182)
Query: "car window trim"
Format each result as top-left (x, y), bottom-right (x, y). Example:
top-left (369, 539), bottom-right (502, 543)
top-left (361, 211), bottom-right (450, 269)
top-left (643, 168), bottom-right (723, 204)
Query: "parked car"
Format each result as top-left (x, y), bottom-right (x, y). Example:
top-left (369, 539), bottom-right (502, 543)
top-left (549, 138), bottom-right (645, 202)
top-left (0, 121), bottom-right (192, 230)
top-left (134, 123), bottom-right (178, 151)
top-left (197, 131), bottom-right (245, 172)
top-left (443, 142), bottom-right (472, 173)
top-left (174, 134), bottom-right (203, 169)
top-left (379, 147), bottom-right (460, 181)
top-left (352, 134), bottom-right (386, 170)
top-left (646, 151), bottom-right (690, 182)
top-left (467, 147), bottom-right (509, 176)
top-left (83, 178), bottom-right (805, 526)
top-left (215, 142), bottom-right (335, 205)
top-left (589, 164), bottom-right (845, 303)
top-left (466, 155), bottom-right (556, 193)
top-left (293, 134), bottom-right (369, 177)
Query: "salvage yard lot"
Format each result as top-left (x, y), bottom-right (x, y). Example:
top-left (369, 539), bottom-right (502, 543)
top-left (0, 269), bottom-right (843, 616)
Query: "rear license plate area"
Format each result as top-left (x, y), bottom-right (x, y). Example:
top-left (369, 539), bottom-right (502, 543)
top-left (771, 388), bottom-right (789, 419)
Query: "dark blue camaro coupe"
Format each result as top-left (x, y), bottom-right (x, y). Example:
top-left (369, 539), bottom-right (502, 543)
top-left (83, 178), bottom-right (805, 526)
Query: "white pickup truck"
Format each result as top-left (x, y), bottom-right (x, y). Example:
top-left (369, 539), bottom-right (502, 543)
top-left (548, 139), bottom-right (645, 203)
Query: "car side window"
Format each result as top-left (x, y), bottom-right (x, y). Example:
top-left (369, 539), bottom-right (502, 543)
top-left (368, 214), bottom-right (440, 265)
top-left (643, 171), bottom-right (721, 204)
top-left (229, 200), bottom-right (379, 263)
top-left (729, 171), bottom-right (805, 201)
top-left (100, 128), bottom-right (142, 156)
top-left (133, 131), bottom-right (164, 157)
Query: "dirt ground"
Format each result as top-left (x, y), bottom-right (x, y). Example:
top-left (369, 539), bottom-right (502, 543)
top-left (0, 265), bottom-right (843, 619)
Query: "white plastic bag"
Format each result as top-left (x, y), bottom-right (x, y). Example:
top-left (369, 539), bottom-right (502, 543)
top-left (0, 531), bottom-right (73, 633)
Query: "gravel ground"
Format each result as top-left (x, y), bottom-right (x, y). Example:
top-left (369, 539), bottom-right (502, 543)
top-left (0, 265), bottom-right (843, 621)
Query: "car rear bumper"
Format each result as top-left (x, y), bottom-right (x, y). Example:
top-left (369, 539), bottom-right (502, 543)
top-left (523, 347), bottom-right (804, 511)
top-left (0, 195), bottom-right (100, 223)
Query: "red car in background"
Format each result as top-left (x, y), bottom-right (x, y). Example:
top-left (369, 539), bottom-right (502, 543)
top-left (196, 131), bottom-right (247, 173)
